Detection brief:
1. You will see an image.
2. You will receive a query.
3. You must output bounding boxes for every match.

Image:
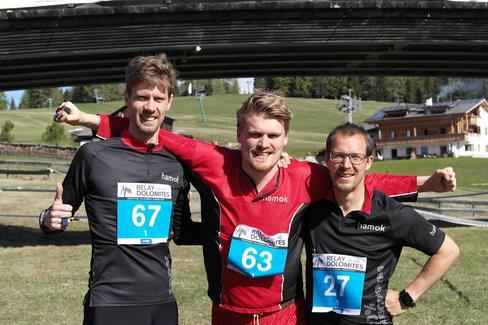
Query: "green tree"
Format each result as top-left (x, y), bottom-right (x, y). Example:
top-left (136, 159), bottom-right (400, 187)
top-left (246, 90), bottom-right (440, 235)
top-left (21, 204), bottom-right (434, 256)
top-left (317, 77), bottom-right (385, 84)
top-left (0, 92), bottom-right (7, 110)
top-left (42, 122), bottom-right (66, 146)
top-left (0, 120), bottom-right (15, 142)
top-left (63, 87), bottom-right (73, 101)
top-left (19, 88), bottom-right (63, 108)
top-left (97, 83), bottom-right (124, 101)
top-left (71, 85), bottom-right (94, 103)
top-left (225, 79), bottom-right (240, 94)
top-left (253, 77), bottom-right (267, 91)
top-left (9, 97), bottom-right (16, 110)
top-left (212, 79), bottom-right (226, 95)
top-left (289, 77), bottom-right (312, 98)
top-left (19, 90), bottom-right (29, 109)
top-left (271, 77), bottom-right (294, 96)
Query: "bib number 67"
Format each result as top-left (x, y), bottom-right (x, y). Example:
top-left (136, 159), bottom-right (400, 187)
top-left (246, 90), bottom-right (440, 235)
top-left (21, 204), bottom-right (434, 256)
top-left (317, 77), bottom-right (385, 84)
top-left (242, 247), bottom-right (272, 272)
top-left (132, 204), bottom-right (161, 227)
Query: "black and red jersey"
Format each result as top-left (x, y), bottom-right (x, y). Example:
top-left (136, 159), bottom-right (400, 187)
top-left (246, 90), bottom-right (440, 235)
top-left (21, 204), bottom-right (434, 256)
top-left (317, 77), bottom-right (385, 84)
top-left (62, 129), bottom-right (198, 307)
top-left (304, 185), bottom-right (445, 324)
top-left (96, 115), bottom-right (418, 314)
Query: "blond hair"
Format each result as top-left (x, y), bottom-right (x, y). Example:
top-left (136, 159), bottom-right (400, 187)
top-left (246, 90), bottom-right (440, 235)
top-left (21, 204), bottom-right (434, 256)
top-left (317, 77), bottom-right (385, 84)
top-left (236, 90), bottom-right (293, 132)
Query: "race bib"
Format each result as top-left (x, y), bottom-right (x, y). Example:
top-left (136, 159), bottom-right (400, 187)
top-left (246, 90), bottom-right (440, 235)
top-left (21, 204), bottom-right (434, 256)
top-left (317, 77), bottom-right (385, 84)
top-left (227, 225), bottom-right (288, 278)
top-left (116, 182), bottom-right (172, 245)
top-left (312, 253), bottom-right (367, 315)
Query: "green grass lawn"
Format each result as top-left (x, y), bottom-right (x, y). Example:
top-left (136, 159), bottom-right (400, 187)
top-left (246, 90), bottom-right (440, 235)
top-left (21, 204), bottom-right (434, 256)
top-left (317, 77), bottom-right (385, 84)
top-left (0, 216), bottom-right (485, 325)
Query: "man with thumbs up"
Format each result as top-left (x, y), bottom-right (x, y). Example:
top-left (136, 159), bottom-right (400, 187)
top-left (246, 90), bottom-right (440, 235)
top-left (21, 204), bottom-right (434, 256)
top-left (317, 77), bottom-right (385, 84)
top-left (38, 54), bottom-right (201, 325)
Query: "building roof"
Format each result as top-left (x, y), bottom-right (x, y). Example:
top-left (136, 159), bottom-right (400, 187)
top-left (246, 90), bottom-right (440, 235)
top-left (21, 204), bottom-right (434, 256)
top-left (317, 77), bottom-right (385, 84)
top-left (366, 98), bottom-right (487, 122)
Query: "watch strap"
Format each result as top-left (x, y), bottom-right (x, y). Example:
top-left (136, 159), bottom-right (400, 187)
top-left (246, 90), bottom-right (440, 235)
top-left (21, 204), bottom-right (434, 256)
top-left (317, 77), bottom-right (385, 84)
top-left (399, 289), bottom-right (416, 308)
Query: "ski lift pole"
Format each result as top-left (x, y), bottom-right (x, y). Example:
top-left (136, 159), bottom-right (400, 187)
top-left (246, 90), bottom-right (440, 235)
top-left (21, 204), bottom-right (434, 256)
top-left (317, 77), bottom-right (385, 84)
top-left (198, 94), bottom-right (208, 123)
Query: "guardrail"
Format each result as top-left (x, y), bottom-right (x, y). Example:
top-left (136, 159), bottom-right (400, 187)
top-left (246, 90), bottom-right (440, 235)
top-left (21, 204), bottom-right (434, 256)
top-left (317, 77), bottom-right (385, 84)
top-left (0, 168), bottom-right (52, 177)
top-left (413, 197), bottom-right (488, 217)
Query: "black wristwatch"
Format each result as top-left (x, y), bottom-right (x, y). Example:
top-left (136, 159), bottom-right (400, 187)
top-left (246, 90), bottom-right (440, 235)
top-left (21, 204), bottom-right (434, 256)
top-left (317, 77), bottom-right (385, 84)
top-left (399, 289), bottom-right (416, 308)
top-left (39, 206), bottom-right (63, 234)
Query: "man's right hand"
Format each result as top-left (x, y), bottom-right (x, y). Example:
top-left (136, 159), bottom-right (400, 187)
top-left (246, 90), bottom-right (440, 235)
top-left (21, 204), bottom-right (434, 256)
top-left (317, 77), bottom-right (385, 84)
top-left (54, 101), bottom-right (101, 129)
top-left (54, 101), bottom-right (82, 125)
top-left (43, 183), bottom-right (74, 231)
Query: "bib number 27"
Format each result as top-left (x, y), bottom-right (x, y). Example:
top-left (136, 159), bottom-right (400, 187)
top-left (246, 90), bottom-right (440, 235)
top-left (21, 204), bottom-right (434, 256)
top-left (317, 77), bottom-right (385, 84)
top-left (241, 247), bottom-right (272, 272)
top-left (323, 274), bottom-right (350, 297)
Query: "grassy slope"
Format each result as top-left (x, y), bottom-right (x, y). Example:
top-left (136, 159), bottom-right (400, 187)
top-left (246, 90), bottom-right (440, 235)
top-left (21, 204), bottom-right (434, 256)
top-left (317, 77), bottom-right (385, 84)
top-left (0, 95), bottom-right (388, 155)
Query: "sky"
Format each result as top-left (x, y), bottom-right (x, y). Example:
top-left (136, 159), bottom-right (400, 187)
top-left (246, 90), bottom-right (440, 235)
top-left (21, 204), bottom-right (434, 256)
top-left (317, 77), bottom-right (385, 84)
top-left (4, 78), bottom-right (254, 108)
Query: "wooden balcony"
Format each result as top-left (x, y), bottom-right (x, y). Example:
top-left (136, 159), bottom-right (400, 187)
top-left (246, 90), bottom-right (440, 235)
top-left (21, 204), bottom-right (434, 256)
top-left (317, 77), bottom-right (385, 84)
top-left (375, 133), bottom-right (466, 146)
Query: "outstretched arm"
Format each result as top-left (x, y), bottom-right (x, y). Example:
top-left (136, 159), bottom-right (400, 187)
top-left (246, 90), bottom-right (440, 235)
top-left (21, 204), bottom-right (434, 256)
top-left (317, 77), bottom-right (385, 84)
top-left (385, 234), bottom-right (460, 316)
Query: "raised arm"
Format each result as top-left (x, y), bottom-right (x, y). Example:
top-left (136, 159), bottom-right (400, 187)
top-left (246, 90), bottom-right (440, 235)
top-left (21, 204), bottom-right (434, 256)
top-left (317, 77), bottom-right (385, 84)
top-left (385, 234), bottom-right (460, 316)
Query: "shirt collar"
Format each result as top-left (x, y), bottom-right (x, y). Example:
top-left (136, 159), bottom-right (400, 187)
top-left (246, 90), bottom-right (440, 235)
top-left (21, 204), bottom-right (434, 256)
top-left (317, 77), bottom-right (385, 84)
top-left (120, 129), bottom-right (164, 153)
top-left (325, 180), bottom-right (374, 215)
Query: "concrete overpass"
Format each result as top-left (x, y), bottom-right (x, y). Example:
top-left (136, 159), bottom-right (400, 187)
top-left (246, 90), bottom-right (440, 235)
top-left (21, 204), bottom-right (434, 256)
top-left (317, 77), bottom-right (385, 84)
top-left (1, 0), bottom-right (488, 90)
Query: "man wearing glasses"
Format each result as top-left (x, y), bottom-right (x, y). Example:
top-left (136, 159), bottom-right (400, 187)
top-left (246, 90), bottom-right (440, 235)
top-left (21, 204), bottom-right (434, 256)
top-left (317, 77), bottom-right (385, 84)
top-left (304, 123), bottom-right (460, 325)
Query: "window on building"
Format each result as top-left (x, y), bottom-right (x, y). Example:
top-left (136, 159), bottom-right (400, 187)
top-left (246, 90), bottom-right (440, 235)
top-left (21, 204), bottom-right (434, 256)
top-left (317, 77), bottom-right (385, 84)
top-left (423, 129), bottom-right (428, 136)
top-left (485, 127), bottom-right (488, 135)
top-left (465, 144), bottom-right (474, 151)
top-left (390, 131), bottom-right (396, 139)
top-left (421, 147), bottom-right (429, 155)
top-left (440, 127), bottom-right (447, 134)
top-left (406, 129), bottom-right (412, 137)
top-left (391, 149), bottom-right (397, 158)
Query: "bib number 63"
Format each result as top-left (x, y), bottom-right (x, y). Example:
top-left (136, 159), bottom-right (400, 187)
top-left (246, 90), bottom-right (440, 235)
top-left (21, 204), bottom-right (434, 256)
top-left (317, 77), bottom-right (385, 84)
top-left (241, 247), bottom-right (272, 272)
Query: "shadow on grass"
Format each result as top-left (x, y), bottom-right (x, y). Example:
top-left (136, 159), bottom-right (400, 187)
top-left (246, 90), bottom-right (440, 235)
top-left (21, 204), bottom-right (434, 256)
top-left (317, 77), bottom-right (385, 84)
top-left (0, 224), bottom-right (90, 248)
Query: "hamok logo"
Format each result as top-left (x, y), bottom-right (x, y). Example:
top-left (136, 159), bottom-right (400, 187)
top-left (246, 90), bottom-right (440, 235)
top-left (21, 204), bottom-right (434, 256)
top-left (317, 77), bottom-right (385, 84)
top-left (357, 222), bottom-right (386, 232)
top-left (161, 172), bottom-right (179, 184)
top-left (263, 195), bottom-right (289, 204)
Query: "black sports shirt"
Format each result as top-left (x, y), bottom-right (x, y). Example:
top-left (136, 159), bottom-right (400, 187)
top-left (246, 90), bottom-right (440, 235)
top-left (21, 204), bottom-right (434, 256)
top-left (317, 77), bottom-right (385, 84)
top-left (304, 188), bottom-right (445, 325)
top-left (62, 130), bottom-right (198, 307)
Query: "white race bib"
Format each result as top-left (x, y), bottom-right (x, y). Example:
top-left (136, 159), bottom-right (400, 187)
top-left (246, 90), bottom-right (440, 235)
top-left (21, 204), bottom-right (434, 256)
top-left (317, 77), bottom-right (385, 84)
top-left (116, 182), bottom-right (172, 245)
top-left (227, 225), bottom-right (288, 278)
top-left (312, 253), bottom-right (367, 315)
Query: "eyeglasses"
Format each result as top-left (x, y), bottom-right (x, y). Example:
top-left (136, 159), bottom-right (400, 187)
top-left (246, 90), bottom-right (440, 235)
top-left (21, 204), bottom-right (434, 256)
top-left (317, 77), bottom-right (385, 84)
top-left (329, 151), bottom-right (368, 165)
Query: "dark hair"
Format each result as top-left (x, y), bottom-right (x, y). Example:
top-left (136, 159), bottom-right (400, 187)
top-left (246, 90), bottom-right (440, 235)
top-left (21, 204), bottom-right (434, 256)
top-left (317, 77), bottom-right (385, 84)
top-left (125, 53), bottom-right (177, 96)
top-left (236, 90), bottom-right (293, 133)
top-left (325, 123), bottom-right (375, 157)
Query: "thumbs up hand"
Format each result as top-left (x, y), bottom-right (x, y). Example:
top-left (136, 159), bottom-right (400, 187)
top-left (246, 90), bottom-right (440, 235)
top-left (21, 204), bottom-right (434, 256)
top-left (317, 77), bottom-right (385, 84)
top-left (42, 183), bottom-right (74, 231)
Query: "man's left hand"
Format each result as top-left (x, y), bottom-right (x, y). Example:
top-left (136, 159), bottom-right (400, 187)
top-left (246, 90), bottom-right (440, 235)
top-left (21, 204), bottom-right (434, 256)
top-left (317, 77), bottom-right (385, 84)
top-left (385, 289), bottom-right (407, 317)
top-left (277, 152), bottom-right (292, 168)
top-left (418, 167), bottom-right (456, 193)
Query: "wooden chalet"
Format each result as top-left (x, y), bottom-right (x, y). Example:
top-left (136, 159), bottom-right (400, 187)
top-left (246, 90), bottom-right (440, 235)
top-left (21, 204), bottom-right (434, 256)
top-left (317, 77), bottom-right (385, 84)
top-left (365, 98), bottom-right (488, 160)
